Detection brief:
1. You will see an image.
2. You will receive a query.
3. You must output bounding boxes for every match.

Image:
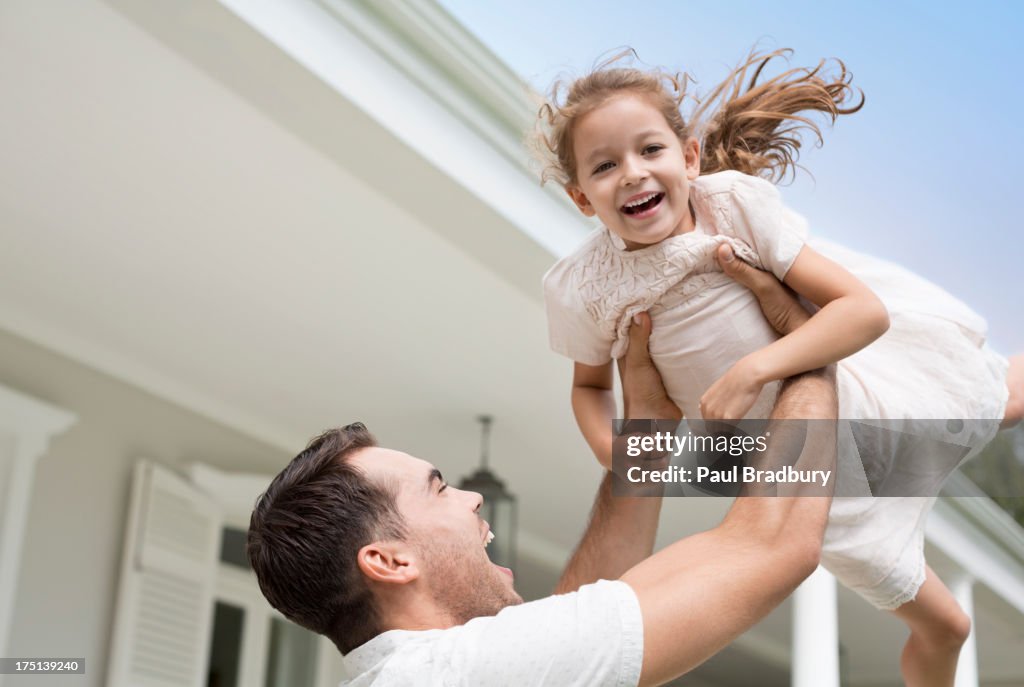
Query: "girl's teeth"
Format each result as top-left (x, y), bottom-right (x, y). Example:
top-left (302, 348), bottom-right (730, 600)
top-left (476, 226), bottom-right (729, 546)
top-left (485, 531), bottom-right (495, 547)
top-left (626, 193), bottom-right (656, 208)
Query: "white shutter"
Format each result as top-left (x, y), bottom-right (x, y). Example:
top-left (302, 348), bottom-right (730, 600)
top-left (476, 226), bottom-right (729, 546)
top-left (106, 462), bottom-right (222, 687)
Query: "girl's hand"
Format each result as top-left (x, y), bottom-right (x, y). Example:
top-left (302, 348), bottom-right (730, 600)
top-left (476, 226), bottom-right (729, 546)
top-left (699, 359), bottom-right (765, 420)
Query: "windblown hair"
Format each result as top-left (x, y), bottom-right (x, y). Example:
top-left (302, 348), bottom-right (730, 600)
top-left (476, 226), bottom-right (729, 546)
top-left (247, 422), bottom-right (406, 654)
top-left (534, 48), bottom-right (863, 186)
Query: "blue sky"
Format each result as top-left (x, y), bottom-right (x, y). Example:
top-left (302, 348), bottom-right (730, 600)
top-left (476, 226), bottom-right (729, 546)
top-left (438, 0), bottom-right (1023, 351)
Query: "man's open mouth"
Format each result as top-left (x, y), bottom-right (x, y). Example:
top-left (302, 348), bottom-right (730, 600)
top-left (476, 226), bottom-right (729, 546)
top-left (621, 192), bottom-right (664, 215)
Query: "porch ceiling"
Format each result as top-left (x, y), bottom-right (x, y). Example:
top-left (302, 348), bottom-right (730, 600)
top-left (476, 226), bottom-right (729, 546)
top-left (0, 0), bottom-right (595, 550)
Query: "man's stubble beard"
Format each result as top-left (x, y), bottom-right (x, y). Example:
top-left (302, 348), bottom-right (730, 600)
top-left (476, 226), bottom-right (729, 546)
top-left (419, 537), bottom-right (522, 625)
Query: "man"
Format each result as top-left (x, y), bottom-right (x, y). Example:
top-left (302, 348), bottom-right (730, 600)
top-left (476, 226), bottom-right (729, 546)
top-left (248, 248), bottom-right (838, 686)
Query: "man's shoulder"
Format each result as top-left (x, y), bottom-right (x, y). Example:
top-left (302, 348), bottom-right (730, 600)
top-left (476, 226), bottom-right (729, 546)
top-left (340, 630), bottom-right (449, 686)
top-left (340, 581), bottom-right (641, 685)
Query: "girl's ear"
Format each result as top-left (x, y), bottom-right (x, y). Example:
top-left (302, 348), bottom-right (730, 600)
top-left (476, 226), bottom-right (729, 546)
top-left (356, 541), bottom-right (420, 586)
top-left (684, 138), bottom-right (701, 180)
top-left (566, 186), bottom-right (596, 217)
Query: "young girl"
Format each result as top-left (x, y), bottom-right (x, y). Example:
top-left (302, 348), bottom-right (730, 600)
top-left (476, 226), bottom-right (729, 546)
top-left (537, 49), bottom-right (1023, 687)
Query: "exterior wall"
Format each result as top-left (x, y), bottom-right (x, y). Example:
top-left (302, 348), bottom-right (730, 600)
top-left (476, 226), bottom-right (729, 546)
top-left (0, 327), bottom-right (286, 687)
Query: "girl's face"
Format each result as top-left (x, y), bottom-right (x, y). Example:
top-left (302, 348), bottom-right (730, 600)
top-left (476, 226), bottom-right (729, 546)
top-left (567, 95), bottom-right (700, 250)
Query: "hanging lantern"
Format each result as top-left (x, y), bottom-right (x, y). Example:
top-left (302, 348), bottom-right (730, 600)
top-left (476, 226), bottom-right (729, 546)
top-left (458, 415), bottom-right (517, 571)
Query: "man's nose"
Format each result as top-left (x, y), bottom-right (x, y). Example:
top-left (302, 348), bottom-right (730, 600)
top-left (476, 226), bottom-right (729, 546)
top-left (468, 489), bottom-right (483, 513)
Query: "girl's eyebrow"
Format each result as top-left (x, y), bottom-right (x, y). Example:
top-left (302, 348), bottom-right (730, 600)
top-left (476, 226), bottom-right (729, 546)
top-left (583, 129), bottom-right (666, 166)
top-left (582, 146), bottom-right (612, 166)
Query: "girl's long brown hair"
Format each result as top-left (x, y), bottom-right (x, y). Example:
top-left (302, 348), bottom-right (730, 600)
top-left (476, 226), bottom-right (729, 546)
top-left (534, 48), bottom-right (864, 186)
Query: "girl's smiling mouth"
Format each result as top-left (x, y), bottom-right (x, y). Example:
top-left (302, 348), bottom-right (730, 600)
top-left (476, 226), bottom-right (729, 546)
top-left (621, 192), bottom-right (665, 217)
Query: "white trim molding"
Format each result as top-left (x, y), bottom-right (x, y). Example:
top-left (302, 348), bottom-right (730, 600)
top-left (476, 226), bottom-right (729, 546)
top-left (214, 0), bottom-right (590, 259)
top-left (189, 462), bottom-right (274, 529)
top-left (930, 473), bottom-right (1024, 614)
top-left (0, 385), bottom-right (76, 662)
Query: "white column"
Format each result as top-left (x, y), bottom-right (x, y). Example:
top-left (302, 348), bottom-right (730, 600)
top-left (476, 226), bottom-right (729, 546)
top-left (0, 385), bottom-right (76, 663)
top-left (792, 566), bottom-right (840, 687)
top-left (951, 573), bottom-right (979, 687)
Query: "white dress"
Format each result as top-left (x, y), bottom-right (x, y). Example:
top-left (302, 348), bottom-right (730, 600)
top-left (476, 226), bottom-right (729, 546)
top-left (544, 170), bottom-right (1009, 609)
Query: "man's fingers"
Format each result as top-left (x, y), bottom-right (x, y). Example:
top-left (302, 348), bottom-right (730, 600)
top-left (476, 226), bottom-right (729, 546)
top-left (717, 243), bottom-right (810, 336)
top-left (627, 311), bottom-right (653, 356)
top-left (717, 243), bottom-right (770, 293)
top-left (618, 311), bottom-right (685, 421)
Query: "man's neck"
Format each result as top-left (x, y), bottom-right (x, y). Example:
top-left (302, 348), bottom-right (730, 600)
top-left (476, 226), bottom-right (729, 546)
top-left (378, 592), bottom-right (464, 633)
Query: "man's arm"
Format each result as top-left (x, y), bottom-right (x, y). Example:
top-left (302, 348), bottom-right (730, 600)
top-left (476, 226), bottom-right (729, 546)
top-left (557, 250), bottom-right (815, 595)
top-left (615, 248), bottom-right (837, 687)
top-left (562, 247), bottom-right (836, 686)
top-left (622, 368), bottom-right (836, 686)
top-left (556, 313), bottom-right (678, 594)
top-left (561, 248), bottom-right (815, 597)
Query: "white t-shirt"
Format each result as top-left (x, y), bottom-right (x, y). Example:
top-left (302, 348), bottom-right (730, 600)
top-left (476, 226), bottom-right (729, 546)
top-left (339, 579), bottom-right (644, 687)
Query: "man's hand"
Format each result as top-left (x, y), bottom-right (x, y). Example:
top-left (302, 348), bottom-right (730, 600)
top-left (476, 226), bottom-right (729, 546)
top-left (697, 245), bottom-right (813, 419)
top-left (717, 244), bottom-right (811, 336)
top-left (617, 313), bottom-right (683, 421)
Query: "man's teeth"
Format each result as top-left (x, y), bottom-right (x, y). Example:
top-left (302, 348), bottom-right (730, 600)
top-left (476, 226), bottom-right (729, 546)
top-left (624, 193), bottom-right (659, 208)
top-left (485, 531), bottom-right (495, 547)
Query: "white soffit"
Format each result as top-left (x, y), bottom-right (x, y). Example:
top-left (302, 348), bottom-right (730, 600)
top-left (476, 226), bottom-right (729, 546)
top-left (215, 0), bottom-right (589, 260)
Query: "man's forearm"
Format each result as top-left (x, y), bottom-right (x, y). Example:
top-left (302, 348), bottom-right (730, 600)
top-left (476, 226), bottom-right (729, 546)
top-left (555, 472), bottom-right (662, 594)
top-left (720, 367), bottom-right (837, 550)
top-left (621, 368), bottom-right (837, 687)
top-left (557, 354), bottom-right (683, 594)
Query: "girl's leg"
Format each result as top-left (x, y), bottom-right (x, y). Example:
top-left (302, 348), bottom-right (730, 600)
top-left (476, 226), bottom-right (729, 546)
top-left (1001, 354), bottom-right (1024, 429)
top-left (889, 566), bottom-right (971, 687)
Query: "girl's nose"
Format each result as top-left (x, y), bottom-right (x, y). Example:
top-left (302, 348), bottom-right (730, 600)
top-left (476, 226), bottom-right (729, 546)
top-left (620, 156), bottom-right (647, 186)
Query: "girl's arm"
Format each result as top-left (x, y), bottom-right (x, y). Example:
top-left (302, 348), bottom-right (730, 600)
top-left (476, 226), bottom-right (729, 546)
top-left (572, 361), bottom-right (617, 468)
top-left (699, 245), bottom-right (889, 419)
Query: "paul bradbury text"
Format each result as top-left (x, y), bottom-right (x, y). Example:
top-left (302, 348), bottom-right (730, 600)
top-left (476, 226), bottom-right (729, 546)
top-left (626, 465), bottom-right (832, 486)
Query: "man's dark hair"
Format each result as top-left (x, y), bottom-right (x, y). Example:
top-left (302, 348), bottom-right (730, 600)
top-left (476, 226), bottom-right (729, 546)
top-left (247, 422), bottom-right (407, 654)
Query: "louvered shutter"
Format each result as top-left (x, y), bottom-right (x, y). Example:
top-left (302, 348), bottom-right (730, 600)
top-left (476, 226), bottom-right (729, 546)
top-left (106, 462), bottom-right (222, 687)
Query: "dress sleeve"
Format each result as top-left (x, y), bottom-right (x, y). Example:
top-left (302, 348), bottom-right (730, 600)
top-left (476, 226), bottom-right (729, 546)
top-left (724, 173), bottom-right (809, 280)
top-left (439, 580), bottom-right (644, 687)
top-left (543, 261), bottom-right (615, 366)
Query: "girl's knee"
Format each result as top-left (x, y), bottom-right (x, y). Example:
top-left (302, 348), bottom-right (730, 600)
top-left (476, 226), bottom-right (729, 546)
top-left (927, 608), bottom-right (972, 651)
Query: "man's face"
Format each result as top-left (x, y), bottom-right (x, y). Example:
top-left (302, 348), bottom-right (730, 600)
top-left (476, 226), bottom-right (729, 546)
top-left (352, 448), bottom-right (522, 622)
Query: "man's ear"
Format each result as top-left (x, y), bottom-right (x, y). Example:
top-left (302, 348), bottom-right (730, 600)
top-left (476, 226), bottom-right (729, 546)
top-left (566, 185), bottom-right (596, 217)
top-left (684, 137), bottom-right (701, 181)
top-left (356, 541), bottom-right (420, 586)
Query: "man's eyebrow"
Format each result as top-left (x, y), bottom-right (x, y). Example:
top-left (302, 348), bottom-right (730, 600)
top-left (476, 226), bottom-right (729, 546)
top-left (426, 468), bottom-right (445, 493)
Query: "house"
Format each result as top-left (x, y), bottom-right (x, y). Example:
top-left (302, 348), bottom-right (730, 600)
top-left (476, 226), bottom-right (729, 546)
top-left (1, 0), bottom-right (1021, 685)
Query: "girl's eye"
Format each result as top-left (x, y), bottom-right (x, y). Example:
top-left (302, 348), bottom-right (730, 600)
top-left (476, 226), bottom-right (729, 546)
top-left (439, 482), bottom-right (448, 494)
top-left (643, 144), bottom-right (664, 155)
top-left (593, 161), bottom-right (614, 174)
